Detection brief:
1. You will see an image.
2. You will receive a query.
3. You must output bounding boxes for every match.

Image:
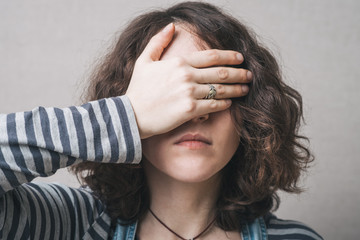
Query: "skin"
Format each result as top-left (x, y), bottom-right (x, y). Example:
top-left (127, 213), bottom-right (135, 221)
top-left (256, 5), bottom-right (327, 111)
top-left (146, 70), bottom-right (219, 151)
top-left (136, 25), bottom-right (243, 240)
top-left (142, 26), bottom-right (240, 184)
top-left (126, 23), bottom-right (252, 139)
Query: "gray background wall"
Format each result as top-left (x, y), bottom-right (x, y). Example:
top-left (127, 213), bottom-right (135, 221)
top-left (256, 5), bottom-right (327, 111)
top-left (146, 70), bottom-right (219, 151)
top-left (1, 1), bottom-right (359, 239)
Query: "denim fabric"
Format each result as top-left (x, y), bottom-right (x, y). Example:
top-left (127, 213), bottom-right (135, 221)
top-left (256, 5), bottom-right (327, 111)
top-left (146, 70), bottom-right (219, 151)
top-left (241, 218), bottom-right (267, 240)
top-left (113, 218), bottom-right (267, 240)
top-left (112, 220), bottom-right (138, 240)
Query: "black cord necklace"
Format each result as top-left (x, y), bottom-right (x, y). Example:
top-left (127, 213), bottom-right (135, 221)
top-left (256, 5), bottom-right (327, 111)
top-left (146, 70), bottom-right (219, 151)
top-left (148, 208), bottom-right (216, 240)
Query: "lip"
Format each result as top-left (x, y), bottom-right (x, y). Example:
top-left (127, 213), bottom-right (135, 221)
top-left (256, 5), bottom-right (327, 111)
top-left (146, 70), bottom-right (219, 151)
top-left (174, 133), bottom-right (212, 145)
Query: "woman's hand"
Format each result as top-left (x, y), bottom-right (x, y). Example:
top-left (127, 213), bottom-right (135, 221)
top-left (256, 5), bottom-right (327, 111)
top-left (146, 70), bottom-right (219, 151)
top-left (126, 23), bottom-right (252, 139)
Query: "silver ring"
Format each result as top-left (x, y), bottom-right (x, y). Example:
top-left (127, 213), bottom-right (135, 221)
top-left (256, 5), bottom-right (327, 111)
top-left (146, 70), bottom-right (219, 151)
top-left (204, 84), bottom-right (217, 99)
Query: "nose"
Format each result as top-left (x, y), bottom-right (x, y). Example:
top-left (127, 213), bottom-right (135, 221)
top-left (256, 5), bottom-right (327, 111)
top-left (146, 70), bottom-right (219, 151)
top-left (191, 113), bottom-right (209, 123)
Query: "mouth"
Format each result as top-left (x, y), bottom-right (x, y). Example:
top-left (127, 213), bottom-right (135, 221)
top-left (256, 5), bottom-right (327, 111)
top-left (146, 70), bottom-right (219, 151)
top-left (174, 133), bottom-right (212, 146)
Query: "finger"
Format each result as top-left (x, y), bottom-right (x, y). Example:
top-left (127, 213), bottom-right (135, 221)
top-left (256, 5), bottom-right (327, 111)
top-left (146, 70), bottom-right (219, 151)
top-left (193, 99), bottom-right (233, 116)
top-left (196, 84), bottom-right (249, 99)
top-left (184, 49), bottom-right (244, 68)
top-left (195, 67), bottom-right (252, 84)
top-left (139, 23), bottom-right (175, 62)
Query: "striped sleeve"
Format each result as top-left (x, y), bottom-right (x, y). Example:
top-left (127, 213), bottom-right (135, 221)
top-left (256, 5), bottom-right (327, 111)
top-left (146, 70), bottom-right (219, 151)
top-left (0, 182), bottom-right (112, 239)
top-left (0, 95), bottom-right (142, 196)
top-left (265, 214), bottom-right (323, 240)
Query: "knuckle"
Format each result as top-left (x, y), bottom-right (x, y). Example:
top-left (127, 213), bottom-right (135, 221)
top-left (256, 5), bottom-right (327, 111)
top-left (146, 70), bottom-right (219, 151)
top-left (215, 84), bottom-right (225, 95)
top-left (173, 57), bottom-right (186, 67)
top-left (209, 99), bottom-right (218, 109)
top-left (184, 100), bottom-right (197, 113)
top-left (217, 68), bottom-right (229, 80)
top-left (179, 69), bottom-right (193, 82)
top-left (207, 50), bottom-right (220, 63)
top-left (184, 85), bottom-right (196, 97)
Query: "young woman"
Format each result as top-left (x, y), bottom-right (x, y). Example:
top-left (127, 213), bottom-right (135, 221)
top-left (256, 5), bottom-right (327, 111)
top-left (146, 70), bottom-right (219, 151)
top-left (0, 2), bottom-right (323, 239)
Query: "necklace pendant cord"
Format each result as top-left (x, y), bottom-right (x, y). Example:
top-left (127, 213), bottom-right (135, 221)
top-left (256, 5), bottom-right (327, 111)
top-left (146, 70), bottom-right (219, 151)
top-left (149, 208), bottom-right (216, 240)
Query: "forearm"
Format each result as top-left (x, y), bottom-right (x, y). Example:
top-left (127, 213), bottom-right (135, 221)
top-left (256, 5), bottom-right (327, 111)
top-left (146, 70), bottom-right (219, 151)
top-left (0, 96), bottom-right (142, 195)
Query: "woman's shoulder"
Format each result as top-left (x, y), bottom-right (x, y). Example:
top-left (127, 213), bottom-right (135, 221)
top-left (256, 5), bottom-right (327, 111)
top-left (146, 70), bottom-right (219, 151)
top-left (263, 213), bottom-right (323, 240)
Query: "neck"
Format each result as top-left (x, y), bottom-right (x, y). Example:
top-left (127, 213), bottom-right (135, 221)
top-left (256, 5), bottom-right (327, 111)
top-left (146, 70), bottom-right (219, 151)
top-left (139, 160), bottom-right (221, 239)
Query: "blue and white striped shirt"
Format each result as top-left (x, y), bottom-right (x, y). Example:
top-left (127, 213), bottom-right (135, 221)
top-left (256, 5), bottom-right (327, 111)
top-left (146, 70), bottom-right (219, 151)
top-left (0, 96), bottom-right (323, 239)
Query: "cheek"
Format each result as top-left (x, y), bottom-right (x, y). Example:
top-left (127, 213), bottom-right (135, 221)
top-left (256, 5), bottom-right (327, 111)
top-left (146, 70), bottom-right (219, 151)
top-left (217, 122), bottom-right (240, 161)
top-left (218, 137), bottom-right (239, 165)
top-left (141, 136), bottom-right (168, 164)
top-left (229, 129), bottom-right (240, 150)
top-left (142, 139), bottom-right (156, 161)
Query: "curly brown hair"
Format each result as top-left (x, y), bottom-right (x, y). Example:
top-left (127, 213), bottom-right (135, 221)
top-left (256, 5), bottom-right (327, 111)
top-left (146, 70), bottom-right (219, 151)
top-left (71, 1), bottom-right (313, 231)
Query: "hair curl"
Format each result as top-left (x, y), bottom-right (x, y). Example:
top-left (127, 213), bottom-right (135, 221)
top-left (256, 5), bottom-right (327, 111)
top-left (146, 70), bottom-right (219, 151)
top-left (71, 1), bottom-right (313, 230)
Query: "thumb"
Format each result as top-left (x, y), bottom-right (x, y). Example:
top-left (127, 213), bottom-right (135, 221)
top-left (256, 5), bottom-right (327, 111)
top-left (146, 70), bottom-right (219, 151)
top-left (140, 23), bottom-right (175, 62)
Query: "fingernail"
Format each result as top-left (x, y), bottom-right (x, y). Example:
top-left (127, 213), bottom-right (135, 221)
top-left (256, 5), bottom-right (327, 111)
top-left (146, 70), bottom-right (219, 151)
top-left (236, 53), bottom-right (243, 62)
top-left (162, 23), bottom-right (173, 33)
top-left (226, 99), bottom-right (232, 106)
top-left (242, 85), bottom-right (249, 93)
top-left (247, 71), bottom-right (253, 81)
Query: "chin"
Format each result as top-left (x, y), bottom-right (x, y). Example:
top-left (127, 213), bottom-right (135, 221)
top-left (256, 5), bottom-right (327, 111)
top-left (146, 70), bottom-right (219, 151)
top-left (167, 162), bottom-right (222, 183)
top-left (171, 173), bottom-right (211, 183)
top-left (143, 156), bottom-right (226, 184)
